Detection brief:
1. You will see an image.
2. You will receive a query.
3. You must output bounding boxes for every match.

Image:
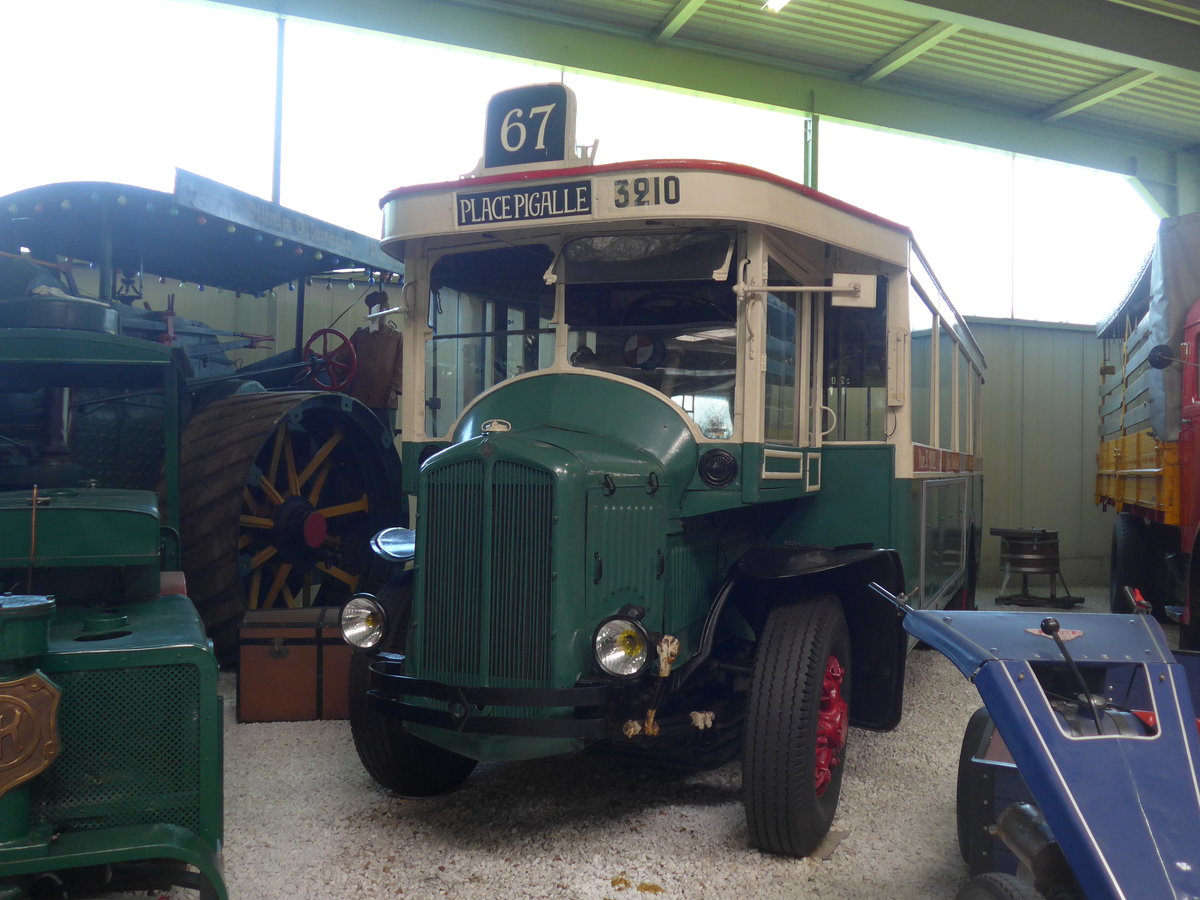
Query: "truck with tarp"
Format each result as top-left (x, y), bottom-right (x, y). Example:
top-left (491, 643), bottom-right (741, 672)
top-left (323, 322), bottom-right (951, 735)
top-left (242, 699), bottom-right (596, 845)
top-left (1096, 212), bottom-right (1200, 650)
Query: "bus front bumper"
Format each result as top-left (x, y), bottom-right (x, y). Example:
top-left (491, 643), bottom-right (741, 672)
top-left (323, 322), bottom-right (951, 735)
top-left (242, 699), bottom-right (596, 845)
top-left (368, 652), bottom-right (612, 740)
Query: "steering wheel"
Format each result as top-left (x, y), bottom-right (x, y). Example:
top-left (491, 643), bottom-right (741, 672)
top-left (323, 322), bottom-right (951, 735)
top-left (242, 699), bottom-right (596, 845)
top-left (302, 328), bottom-right (357, 391)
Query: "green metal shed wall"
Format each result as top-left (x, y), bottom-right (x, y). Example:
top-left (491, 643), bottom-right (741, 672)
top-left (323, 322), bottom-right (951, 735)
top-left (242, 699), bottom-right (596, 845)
top-left (968, 316), bottom-right (1110, 588)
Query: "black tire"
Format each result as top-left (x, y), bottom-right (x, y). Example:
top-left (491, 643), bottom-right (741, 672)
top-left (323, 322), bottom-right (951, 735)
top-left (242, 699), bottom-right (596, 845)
top-left (348, 577), bottom-right (476, 797)
top-left (957, 707), bottom-right (996, 873)
top-left (743, 595), bottom-right (850, 857)
top-left (1109, 513), bottom-right (1151, 614)
top-left (955, 872), bottom-right (1044, 900)
top-left (179, 391), bottom-right (403, 656)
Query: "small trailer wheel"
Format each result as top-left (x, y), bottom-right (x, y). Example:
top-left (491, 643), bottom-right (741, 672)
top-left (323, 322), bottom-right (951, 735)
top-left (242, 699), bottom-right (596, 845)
top-left (957, 706), bottom-right (997, 873)
top-left (955, 872), bottom-right (1044, 900)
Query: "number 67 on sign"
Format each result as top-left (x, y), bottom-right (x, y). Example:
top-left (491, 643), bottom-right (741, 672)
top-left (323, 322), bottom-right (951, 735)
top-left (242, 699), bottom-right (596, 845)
top-left (482, 83), bottom-right (578, 171)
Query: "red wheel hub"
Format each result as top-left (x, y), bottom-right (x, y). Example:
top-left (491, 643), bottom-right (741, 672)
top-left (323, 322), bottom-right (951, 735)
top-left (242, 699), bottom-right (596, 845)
top-left (814, 654), bottom-right (848, 796)
top-left (302, 510), bottom-right (328, 548)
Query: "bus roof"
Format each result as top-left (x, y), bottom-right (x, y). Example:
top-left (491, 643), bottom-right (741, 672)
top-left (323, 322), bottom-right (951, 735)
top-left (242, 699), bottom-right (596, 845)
top-left (381, 158), bottom-right (911, 238)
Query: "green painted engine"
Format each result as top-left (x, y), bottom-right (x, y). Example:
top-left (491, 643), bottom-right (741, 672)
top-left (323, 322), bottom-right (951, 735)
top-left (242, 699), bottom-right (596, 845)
top-left (0, 327), bottom-right (225, 898)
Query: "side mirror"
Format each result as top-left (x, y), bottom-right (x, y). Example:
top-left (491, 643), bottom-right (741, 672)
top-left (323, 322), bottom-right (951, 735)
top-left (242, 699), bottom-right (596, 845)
top-left (370, 526), bottom-right (415, 562)
top-left (1148, 344), bottom-right (1177, 370)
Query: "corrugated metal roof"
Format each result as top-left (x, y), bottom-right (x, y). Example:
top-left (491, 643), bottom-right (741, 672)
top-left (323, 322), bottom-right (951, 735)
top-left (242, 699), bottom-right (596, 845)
top-left (215, 0), bottom-right (1199, 211)
top-left (443, 0), bottom-right (1200, 150)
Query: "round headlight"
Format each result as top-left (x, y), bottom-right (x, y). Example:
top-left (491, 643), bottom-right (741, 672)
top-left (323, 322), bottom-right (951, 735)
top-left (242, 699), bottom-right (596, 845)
top-left (698, 448), bottom-right (738, 487)
top-left (594, 617), bottom-right (650, 678)
top-left (341, 594), bottom-right (387, 650)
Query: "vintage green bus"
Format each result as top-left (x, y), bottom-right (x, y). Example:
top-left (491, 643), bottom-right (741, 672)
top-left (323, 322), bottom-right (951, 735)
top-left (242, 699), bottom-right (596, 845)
top-left (343, 84), bottom-right (985, 858)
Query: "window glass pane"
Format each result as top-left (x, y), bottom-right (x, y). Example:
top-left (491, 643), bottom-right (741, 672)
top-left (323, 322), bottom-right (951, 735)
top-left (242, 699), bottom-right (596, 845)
top-left (939, 325), bottom-right (956, 448)
top-left (959, 357), bottom-right (970, 453)
top-left (763, 259), bottom-right (798, 444)
top-left (561, 230), bottom-right (731, 284)
top-left (564, 233), bottom-right (737, 438)
top-left (909, 288), bottom-right (934, 446)
top-left (824, 278), bottom-right (887, 441)
top-left (972, 372), bottom-right (982, 457)
top-left (426, 245), bottom-right (555, 436)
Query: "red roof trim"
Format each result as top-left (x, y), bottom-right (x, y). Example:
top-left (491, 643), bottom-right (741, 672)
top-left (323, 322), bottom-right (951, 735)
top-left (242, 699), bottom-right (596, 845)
top-left (380, 159), bottom-right (911, 235)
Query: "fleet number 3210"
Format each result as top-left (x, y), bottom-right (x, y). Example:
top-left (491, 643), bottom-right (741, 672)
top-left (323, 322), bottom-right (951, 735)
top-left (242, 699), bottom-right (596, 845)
top-left (613, 176), bottom-right (681, 208)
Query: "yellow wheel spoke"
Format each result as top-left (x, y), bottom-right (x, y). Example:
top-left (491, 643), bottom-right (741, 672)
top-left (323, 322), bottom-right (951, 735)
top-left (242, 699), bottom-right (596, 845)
top-left (258, 477), bottom-right (285, 506)
top-left (296, 430), bottom-right (344, 493)
top-left (239, 515), bottom-right (274, 530)
top-left (315, 494), bottom-right (370, 519)
top-left (307, 461), bottom-right (332, 506)
top-left (265, 562), bottom-right (294, 608)
top-left (243, 487), bottom-right (261, 517)
top-left (238, 533), bottom-right (253, 550)
top-left (283, 431), bottom-right (300, 496)
top-left (249, 545), bottom-right (278, 571)
top-left (247, 567), bottom-right (263, 611)
top-left (267, 421), bottom-right (287, 485)
top-left (282, 584), bottom-right (299, 609)
top-left (316, 562), bottom-right (358, 590)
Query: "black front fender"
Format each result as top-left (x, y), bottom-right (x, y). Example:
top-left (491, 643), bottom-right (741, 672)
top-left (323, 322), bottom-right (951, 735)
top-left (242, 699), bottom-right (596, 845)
top-left (734, 544), bottom-right (908, 732)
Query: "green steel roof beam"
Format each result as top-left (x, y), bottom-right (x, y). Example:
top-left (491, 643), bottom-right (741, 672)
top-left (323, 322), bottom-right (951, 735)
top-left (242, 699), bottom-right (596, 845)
top-left (1039, 69), bottom-right (1159, 124)
top-left (856, 21), bottom-right (962, 85)
top-left (653, 0), bottom-right (708, 43)
top-left (867, 0), bottom-right (1200, 87)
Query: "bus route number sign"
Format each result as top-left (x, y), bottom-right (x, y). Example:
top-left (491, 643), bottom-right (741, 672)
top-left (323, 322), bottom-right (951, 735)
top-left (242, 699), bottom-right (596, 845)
top-left (484, 84), bottom-right (572, 169)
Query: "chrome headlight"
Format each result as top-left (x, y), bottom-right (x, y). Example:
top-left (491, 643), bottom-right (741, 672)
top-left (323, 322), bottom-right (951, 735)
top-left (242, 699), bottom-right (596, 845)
top-left (341, 594), bottom-right (387, 650)
top-left (593, 616), bottom-right (650, 678)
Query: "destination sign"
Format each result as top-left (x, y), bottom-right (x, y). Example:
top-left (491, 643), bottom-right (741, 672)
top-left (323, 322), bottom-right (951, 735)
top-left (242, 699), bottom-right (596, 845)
top-left (456, 180), bottom-right (592, 227)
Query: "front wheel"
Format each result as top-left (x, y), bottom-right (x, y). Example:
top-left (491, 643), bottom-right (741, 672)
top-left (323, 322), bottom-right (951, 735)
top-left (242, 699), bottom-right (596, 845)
top-left (348, 578), bottom-right (476, 797)
top-left (743, 595), bottom-right (850, 857)
top-left (957, 707), bottom-right (998, 873)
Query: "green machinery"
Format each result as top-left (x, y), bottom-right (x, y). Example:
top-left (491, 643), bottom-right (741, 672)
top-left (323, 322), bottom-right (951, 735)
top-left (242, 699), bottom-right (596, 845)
top-left (0, 172), bottom-right (405, 652)
top-left (0, 330), bottom-right (224, 897)
top-left (0, 173), bottom-right (403, 895)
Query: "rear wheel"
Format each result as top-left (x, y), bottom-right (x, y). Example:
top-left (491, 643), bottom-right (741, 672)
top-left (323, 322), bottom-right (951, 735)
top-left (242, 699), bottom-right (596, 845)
top-left (743, 595), bottom-right (850, 857)
top-left (1110, 513), bottom-right (1153, 614)
top-left (180, 390), bottom-right (403, 655)
top-left (348, 577), bottom-right (476, 797)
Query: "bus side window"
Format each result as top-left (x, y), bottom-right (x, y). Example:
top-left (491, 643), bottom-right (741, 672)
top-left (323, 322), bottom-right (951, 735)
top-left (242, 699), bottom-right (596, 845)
top-left (909, 291), bottom-right (935, 446)
top-left (764, 292), bottom-right (798, 444)
top-left (823, 277), bottom-right (888, 441)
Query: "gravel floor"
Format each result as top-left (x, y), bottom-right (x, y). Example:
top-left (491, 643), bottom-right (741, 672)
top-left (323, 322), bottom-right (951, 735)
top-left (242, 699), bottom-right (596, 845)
top-left (145, 585), bottom-right (1159, 899)
top-left (220, 642), bottom-right (978, 900)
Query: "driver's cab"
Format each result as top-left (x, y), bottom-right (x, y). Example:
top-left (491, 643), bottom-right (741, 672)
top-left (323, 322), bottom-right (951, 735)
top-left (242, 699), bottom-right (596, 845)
top-left (417, 226), bottom-right (741, 443)
top-left (406, 215), bottom-right (900, 502)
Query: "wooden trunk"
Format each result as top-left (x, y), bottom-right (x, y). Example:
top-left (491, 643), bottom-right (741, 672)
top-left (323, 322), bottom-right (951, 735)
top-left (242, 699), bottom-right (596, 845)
top-left (237, 607), bottom-right (351, 722)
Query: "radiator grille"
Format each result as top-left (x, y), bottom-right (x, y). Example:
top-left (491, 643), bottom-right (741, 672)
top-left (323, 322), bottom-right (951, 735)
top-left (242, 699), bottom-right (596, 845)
top-left (34, 664), bottom-right (202, 834)
top-left (489, 461), bottom-right (553, 685)
top-left (424, 460), bottom-right (484, 679)
top-left (421, 457), bottom-right (554, 687)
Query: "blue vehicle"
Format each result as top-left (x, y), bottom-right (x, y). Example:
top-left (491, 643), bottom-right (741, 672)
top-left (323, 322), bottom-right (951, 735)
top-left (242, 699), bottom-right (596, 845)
top-left (871, 584), bottom-right (1200, 900)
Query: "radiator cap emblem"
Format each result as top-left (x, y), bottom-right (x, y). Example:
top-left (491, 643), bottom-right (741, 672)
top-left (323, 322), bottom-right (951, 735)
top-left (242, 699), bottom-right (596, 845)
top-left (481, 419), bottom-right (511, 433)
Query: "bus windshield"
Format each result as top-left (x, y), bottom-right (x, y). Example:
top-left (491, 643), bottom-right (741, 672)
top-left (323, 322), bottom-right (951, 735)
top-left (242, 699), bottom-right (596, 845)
top-left (563, 230), bottom-right (738, 439)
